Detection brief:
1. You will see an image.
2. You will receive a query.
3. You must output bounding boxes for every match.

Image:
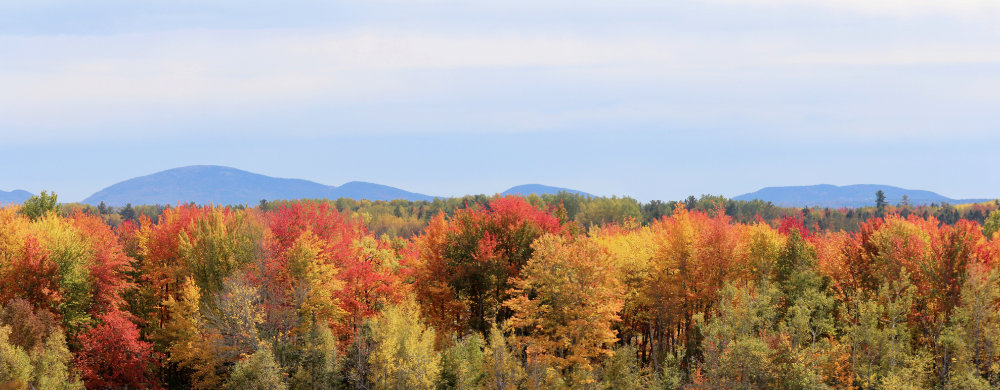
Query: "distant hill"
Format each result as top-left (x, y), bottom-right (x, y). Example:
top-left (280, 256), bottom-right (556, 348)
top-left (734, 184), bottom-right (991, 208)
top-left (83, 165), bottom-right (435, 206)
top-left (331, 181), bottom-right (436, 203)
top-left (501, 184), bottom-right (592, 197)
top-left (0, 189), bottom-right (33, 205)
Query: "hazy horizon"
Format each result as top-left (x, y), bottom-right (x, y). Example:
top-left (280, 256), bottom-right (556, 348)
top-left (3, 1), bottom-right (999, 202)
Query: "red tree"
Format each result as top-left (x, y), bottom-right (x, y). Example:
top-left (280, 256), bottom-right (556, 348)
top-left (263, 202), bottom-right (404, 343)
top-left (413, 196), bottom-right (567, 336)
top-left (75, 310), bottom-right (159, 389)
top-left (71, 212), bottom-right (133, 315)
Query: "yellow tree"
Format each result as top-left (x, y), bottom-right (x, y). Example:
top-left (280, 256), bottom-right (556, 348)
top-left (590, 223), bottom-right (655, 350)
top-left (505, 234), bottom-right (623, 378)
top-left (284, 231), bottom-right (344, 331)
top-left (646, 205), bottom-right (744, 368)
top-left (162, 277), bottom-right (224, 389)
top-left (739, 222), bottom-right (786, 283)
top-left (645, 206), bottom-right (698, 367)
top-left (367, 300), bottom-right (441, 389)
top-left (178, 207), bottom-right (265, 298)
top-left (481, 325), bottom-right (525, 390)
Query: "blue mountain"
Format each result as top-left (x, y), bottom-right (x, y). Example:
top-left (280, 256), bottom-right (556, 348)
top-left (501, 184), bottom-right (591, 197)
top-left (331, 181), bottom-right (435, 203)
top-left (734, 184), bottom-right (991, 208)
top-left (0, 189), bottom-right (33, 205)
top-left (82, 165), bottom-right (435, 206)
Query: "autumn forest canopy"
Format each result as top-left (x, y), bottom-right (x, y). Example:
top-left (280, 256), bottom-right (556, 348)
top-left (4, 191), bottom-right (1000, 389)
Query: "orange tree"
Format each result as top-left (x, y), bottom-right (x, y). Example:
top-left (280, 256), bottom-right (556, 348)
top-left (505, 234), bottom-right (623, 377)
top-left (413, 196), bottom-right (567, 337)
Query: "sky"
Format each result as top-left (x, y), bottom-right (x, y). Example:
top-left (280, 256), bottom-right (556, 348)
top-left (2, 0), bottom-right (999, 202)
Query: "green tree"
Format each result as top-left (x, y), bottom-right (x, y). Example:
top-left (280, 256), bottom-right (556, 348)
top-left (698, 282), bottom-right (785, 389)
top-left (845, 274), bottom-right (932, 389)
top-left (939, 264), bottom-right (1000, 388)
top-left (20, 191), bottom-right (59, 221)
top-left (290, 321), bottom-right (340, 390)
top-left (875, 190), bottom-right (888, 218)
top-left (774, 230), bottom-right (836, 347)
top-left (576, 196), bottom-right (642, 228)
top-left (119, 203), bottom-right (136, 222)
top-left (204, 275), bottom-right (266, 363)
top-left (439, 333), bottom-right (485, 390)
top-left (31, 329), bottom-right (82, 390)
top-left (179, 207), bottom-right (265, 298)
top-left (599, 345), bottom-right (644, 390)
top-left (343, 324), bottom-right (374, 390)
top-left (228, 345), bottom-right (288, 390)
top-left (983, 210), bottom-right (1000, 240)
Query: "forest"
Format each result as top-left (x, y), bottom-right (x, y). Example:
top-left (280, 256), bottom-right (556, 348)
top-left (4, 191), bottom-right (1000, 389)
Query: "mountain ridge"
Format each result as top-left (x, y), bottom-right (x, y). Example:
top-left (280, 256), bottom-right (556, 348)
top-left (501, 184), bottom-right (592, 197)
top-left (0, 189), bottom-right (33, 205)
top-left (82, 165), bottom-right (439, 206)
top-left (735, 184), bottom-right (991, 208)
top-left (80, 166), bottom-right (592, 206)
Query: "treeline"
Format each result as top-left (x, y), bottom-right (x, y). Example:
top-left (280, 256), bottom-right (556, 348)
top-left (57, 191), bottom-right (1000, 238)
top-left (4, 192), bottom-right (1000, 389)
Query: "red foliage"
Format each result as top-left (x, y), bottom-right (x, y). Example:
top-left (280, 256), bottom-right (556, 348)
top-left (263, 202), bottom-right (404, 342)
top-left (778, 216), bottom-right (811, 240)
top-left (926, 219), bottom-right (985, 317)
top-left (413, 196), bottom-right (567, 335)
top-left (267, 202), bottom-right (358, 257)
top-left (485, 196), bottom-right (564, 236)
top-left (138, 206), bottom-right (203, 321)
top-left (75, 310), bottom-right (159, 389)
top-left (841, 217), bottom-right (885, 294)
top-left (0, 236), bottom-right (62, 312)
top-left (115, 219), bottom-right (143, 260)
top-left (335, 237), bottom-right (405, 336)
top-left (71, 212), bottom-right (133, 314)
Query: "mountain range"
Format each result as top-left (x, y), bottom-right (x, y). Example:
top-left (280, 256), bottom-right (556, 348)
top-left (0, 189), bottom-right (33, 205)
top-left (78, 165), bottom-right (590, 206)
top-left (3, 168), bottom-right (993, 208)
top-left (734, 184), bottom-right (991, 208)
top-left (501, 184), bottom-right (591, 198)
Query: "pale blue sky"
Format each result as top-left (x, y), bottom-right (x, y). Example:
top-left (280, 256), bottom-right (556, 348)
top-left (2, 0), bottom-right (999, 202)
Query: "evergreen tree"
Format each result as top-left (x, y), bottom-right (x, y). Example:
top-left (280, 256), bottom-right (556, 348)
top-left (875, 190), bottom-right (888, 218)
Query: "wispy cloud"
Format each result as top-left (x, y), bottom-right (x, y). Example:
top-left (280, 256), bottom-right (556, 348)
top-left (1, 1), bottom-right (998, 145)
